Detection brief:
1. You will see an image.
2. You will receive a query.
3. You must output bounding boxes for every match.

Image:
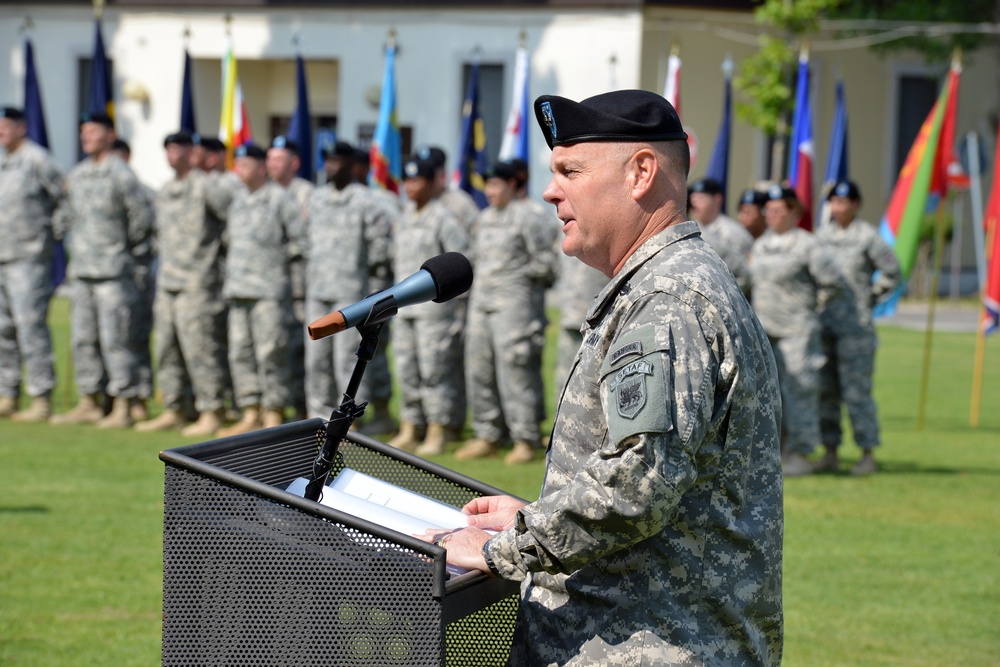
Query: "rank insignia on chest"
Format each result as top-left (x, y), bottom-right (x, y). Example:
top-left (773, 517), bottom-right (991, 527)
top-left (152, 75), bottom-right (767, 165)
top-left (610, 360), bottom-right (653, 419)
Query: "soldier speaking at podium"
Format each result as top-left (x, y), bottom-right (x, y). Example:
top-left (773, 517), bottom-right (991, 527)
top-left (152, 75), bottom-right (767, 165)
top-left (422, 90), bottom-right (784, 666)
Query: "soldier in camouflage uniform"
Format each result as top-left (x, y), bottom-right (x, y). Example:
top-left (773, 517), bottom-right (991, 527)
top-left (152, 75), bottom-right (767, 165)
top-left (749, 185), bottom-right (845, 476)
top-left (304, 142), bottom-right (396, 427)
top-left (267, 136), bottom-right (311, 420)
top-left (689, 177), bottom-right (753, 294)
top-left (0, 107), bottom-right (64, 421)
top-left (135, 131), bottom-right (232, 436)
top-left (50, 112), bottom-right (153, 428)
top-left (422, 91), bottom-right (783, 667)
top-left (388, 154), bottom-right (470, 454)
top-left (452, 160), bottom-right (559, 463)
top-left (816, 180), bottom-right (901, 475)
top-left (738, 188), bottom-right (768, 240)
top-left (555, 253), bottom-right (608, 394)
top-left (216, 143), bottom-right (303, 436)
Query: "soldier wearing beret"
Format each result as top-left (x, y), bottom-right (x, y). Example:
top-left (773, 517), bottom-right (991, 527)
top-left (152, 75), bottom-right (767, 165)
top-left (421, 90), bottom-right (783, 666)
top-left (749, 184), bottom-right (845, 476)
top-left (815, 180), bottom-right (901, 475)
top-left (0, 106), bottom-right (65, 421)
top-left (689, 177), bottom-right (754, 294)
top-left (51, 112), bottom-right (153, 428)
top-left (738, 187), bottom-right (768, 240)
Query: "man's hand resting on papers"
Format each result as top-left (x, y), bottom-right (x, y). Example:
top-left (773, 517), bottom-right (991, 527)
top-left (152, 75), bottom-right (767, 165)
top-left (416, 495), bottom-right (527, 575)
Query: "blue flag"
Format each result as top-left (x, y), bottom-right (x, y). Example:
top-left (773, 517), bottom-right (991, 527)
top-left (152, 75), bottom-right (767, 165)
top-left (453, 62), bottom-right (489, 209)
top-left (88, 18), bottom-right (114, 122)
top-left (180, 49), bottom-right (196, 133)
top-left (287, 53), bottom-right (314, 182)
top-left (704, 57), bottom-right (732, 211)
top-left (824, 78), bottom-right (849, 186)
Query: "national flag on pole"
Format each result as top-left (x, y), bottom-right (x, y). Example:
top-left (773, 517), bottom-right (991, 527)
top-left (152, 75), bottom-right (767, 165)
top-left (453, 61), bottom-right (489, 209)
top-left (662, 50), bottom-right (681, 119)
top-left (980, 124), bottom-right (1000, 334)
top-left (218, 39), bottom-right (252, 169)
top-left (369, 43), bottom-right (401, 193)
top-left (287, 52), bottom-right (314, 182)
top-left (498, 45), bottom-right (530, 162)
top-left (787, 50), bottom-right (814, 230)
top-left (818, 77), bottom-right (849, 228)
top-left (704, 57), bottom-right (733, 210)
top-left (87, 18), bottom-right (114, 122)
top-left (180, 48), bottom-right (197, 133)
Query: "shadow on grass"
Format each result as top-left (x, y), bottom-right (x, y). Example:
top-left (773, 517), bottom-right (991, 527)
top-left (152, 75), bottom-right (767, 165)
top-left (809, 461), bottom-right (1000, 477)
top-left (0, 505), bottom-right (51, 513)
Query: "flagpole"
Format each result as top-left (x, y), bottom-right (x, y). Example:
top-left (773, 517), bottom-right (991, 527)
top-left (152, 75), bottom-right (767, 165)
top-left (969, 131), bottom-right (989, 427)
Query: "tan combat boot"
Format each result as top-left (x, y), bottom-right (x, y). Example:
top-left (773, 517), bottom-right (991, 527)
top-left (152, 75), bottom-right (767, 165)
top-left (811, 446), bottom-right (839, 473)
top-left (180, 408), bottom-right (225, 437)
top-left (50, 394), bottom-right (105, 425)
top-left (415, 423), bottom-right (448, 456)
top-left (454, 437), bottom-right (500, 461)
top-left (12, 396), bottom-right (51, 422)
top-left (130, 398), bottom-right (149, 422)
top-left (360, 400), bottom-right (397, 436)
top-left (97, 396), bottom-right (134, 429)
top-left (135, 408), bottom-right (186, 432)
top-left (216, 406), bottom-right (262, 437)
top-left (387, 421), bottom-right (422, 452)
top-left (782, 452), bottom-right (814, 477)
top-left (262, 408), bottom-right (284, 429)
top-left (851, 450), bottom-right (877, 476)
top-left (0, 395), bottom-right (17, 418)
top-left (505, 440), bottom-right (538, 465)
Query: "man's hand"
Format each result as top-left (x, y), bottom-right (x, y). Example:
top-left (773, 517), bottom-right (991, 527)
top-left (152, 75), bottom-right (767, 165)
top-left (415, 526), bottom-right (493, 574)
top-left (462, 495), bottom-right (527, 531)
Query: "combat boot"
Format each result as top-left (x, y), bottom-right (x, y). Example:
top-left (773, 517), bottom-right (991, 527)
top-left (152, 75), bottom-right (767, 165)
top-left (135, 408), bottom-right (186, 432)
top-left (360, 400), bottom-right (397, 436)
top-left (130, 398), bottom-right (149, 423)
top-left (0, 395), bottom-right (17, 418)
top-left (454, 437), bottom-right (500, 461)
top-left (262, 408), bottom-right (284, 429)
top-left (180, 408), bottom-right (225, 437)
top-left (782, 452), bottom-right (814, 477)
top-left (851, 450), bottom-right (877, 476)
top-left (50, 394), bottom-right (105, 425)
top-left (11, 396), bottom-right (51, 422)
top-left (505, 440), bottom-right (537, 465)
top-left (387, 421), bottom-right (422, 452)
top-left (415, 423), bottom-right (448, 456)
top-left (812, 446), bottom-right (840, 473)
top-left (97, 396), bottom-right (134, 429)
top-left (216, 406), bottom-right (262, 437)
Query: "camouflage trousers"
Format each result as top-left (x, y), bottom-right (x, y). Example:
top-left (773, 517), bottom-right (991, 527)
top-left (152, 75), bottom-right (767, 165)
top-left (770, 329), bottom-right (825, 455)
top-left (133, 258), bottom-right (155, 400)
top-left (153, 289), bottom-right (228, 412)
top-left (0, 258), bottom-right (55, 398)
top-left (304, 298), bottom-right (393, 419)
top-left (392, 315), bottom-right (463, 427)
top-left (227, 298), bottom-right (291, 411)
top-left (70, 276), bottom-right (140, 398)
top-left (466, 304), bottom-right (546, 444)
top-left (287, 298), bottom-right (306, 411)
top-left (819, 328), bottom-right (881, 450)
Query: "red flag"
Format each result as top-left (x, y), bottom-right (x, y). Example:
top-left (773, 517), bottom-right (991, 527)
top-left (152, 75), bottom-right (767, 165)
top-left (983, 122), bottom-right (1000, 334)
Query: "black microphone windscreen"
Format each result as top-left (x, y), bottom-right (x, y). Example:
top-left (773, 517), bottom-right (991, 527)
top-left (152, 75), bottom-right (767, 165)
top-left (421, 252), bottom-right (474, 303)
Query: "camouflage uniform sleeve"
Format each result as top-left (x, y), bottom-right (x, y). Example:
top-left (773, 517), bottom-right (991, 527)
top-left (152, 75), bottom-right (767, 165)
top-left (868, 230), bottom-right (902, 304)
top-left (809, 241), bottom-right (844, 309)
top-left (363, 193), bottom-right (395, 280)
top-left (52, 171), bottom-right (75, 242)
top-left (206, 174), bottom-right (235, 223)
top-left (439, 210), bottom-right (470, 256)
top-left (118, 167), bottom-right (154, 251)
top-left (38, 154), bottom-right (66, 220)
top-left (521, 204), bottom-right (561, 287)
top-left (280, 189), bottom-right (306, 262)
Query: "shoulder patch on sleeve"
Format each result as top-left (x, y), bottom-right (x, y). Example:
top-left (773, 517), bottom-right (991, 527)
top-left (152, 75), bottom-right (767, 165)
top-left (600, 325), bottom-right (673, 443)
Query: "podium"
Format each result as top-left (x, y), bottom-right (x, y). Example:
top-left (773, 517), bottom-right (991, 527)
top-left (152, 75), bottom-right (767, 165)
top-left (160, 419), bottom-right (520, 666)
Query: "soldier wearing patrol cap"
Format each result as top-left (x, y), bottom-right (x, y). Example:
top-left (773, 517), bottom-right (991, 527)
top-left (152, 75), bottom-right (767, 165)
top-left (419, 89), bottom-right (783, 667)
top-left (815, 180), bottom-right (901, 475)
top-left (388, 153), bottom-right (470, 454)
top-left (0, 106), bottom-right (65, 421)
top-left (688, 177), bottom-right (753, 293)
top-left (738, 187), bottom-right (768, 239)
top-left (749, 184), bottom-right (846, 476)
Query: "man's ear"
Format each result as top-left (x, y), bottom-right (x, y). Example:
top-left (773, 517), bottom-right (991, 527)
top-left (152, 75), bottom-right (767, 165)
top-left (628, 148), bottom-right (658, 202)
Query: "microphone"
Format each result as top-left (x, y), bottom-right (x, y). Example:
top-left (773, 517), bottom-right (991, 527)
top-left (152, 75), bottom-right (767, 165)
top-left (307, 252), bottom-right (473, 340)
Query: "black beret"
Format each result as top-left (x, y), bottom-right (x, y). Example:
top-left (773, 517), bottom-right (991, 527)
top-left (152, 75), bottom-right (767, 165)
top-left (270, 135), bottom-right (300, 155)
top-left (322, 141), bottom-right (356, 159)
top-left (0, 106), bottom-right (25, 121)
top-left (198, 137), bottom-right (226, 152)
top-left (234, 143), bottom-right (266, 160)
top-left (689, 178), bottom-right (724, 196)
top-left (79, 111), bottom-right (114, 129)
top-left (534, 89), bottom-right (687, 149)
top-left (415, 145), bottom-right (447, 168)
top-left (767, 183), bottom-right (798, 203)
top-left (402, 154), bottom-right (436, 180)
top-left (828, 179), bottom-right (861, 201)
top-left (111, 138), bottom-right (130, 154)
top-left (163, 130), bottom-right (194, 148)
top-left (739, 189), bottom-right (768, 208)
top-left (487, 160), bottom-right (520, 182)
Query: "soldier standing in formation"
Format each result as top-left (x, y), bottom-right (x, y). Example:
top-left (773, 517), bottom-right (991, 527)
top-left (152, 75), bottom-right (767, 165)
top-left (388, 153), bottom-right (469, 453)
top-left (135, 131), bottom-right (233, 436)
top-left (555, 253), bottom-right (608, 394)
top-left (51, 112), bottom-right (153, 428)
top-left (0, 107), bottom-right (64, 422)
top-left (217, 143), bottom-right (303, 436)
top-left (688, 177), bottom-right (753, 294)
top-left (738, 188), bottom-right (768, 240)
top-left (816, 180), bottom-right (901, 475)
top-left (452, 160), bottom-right (559, 463)
top-left (749, 185), bottom-right (845, 476)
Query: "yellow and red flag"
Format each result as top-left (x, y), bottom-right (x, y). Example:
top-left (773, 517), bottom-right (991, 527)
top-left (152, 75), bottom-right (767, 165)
top-left (218, 39), bottom-right (252, 169)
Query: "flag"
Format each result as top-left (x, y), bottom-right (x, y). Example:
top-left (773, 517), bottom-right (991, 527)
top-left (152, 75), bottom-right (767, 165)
top-left (498, 45), bottom-right (530, 162)
top-left (87, 18), bottom-right (114, 122)
top-left (787, 51), bottom-right (813, 230)
top-left (980, 123), bottom-right (1000, 334)
top-left (824, 78), bottom-right (849, 187)
top-left (180, 49), bottom-right (196, 133)
top-left (703, 57), bottom-right (732, 209)
top-left (453, 61), bottom-right (489, 209)
top-left (663, 51), bottom-right (681, 120)
top-left (287, 53), bottom-right (314, 182)
top-left (369, 44), bottom-right (401, 193)
top-left (218, 39), bottom-right (252, 169)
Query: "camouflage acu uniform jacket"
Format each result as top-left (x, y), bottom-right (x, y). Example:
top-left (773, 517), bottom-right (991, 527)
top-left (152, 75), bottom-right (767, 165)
top-left (487, 220), bottom-right (784, 666)
top-left (286, 176), bottom-right (314, 300)
top-left (393, 199), bottom-right (469, 319)
top-left (699, 213), bottom-right (753, 294)
top-left (0, 139), bottom-right (64, 263)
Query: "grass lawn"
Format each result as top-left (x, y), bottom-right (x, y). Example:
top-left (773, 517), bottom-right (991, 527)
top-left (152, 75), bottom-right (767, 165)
top-left (1, 297), bottom-right (999, 665)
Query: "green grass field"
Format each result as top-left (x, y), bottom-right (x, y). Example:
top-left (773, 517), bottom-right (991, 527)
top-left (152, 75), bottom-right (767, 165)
top-left (2, 298), bottom-right (999, 665)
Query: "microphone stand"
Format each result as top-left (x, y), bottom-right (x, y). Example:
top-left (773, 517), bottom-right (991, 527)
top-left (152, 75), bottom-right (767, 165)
top-left (304, 295), bottom-right (398, 502)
